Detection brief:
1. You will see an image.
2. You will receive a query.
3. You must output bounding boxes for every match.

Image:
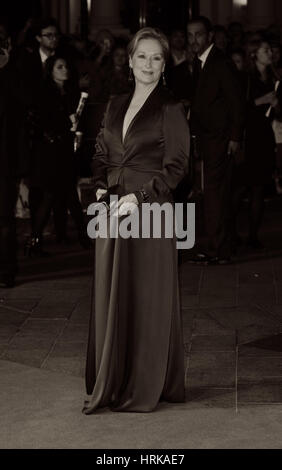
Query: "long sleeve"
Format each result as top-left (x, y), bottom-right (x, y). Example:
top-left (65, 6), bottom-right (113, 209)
top-left (142, 101), bottom-right (190, 202)
top-left (91, 101), bottom-right (111, 191)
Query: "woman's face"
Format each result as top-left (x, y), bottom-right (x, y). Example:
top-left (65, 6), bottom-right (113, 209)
top-left (130, 38), bottom-right (165, 87)
top-left (255, 42), bottom-right (273, 67)
top-left (231, 53), bottom-right (244, 71)
top-left (272, 46), bottom-right (281, 65)
top-left (52, 59), bottom-right (69, 83)
top-left (113, 47), bottom-right (127, 67)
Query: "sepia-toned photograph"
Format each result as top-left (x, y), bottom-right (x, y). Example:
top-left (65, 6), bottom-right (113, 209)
top-left (1, 0), bottom-right (282, 453)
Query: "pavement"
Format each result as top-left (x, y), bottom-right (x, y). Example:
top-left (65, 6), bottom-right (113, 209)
top-left (1, 195), bottom-right (282, 449)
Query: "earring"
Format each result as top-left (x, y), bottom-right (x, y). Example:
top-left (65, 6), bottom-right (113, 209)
top-left (162, 71), bottom-right (167, 87)
top-left (128, 67), bottom-right (134, 82)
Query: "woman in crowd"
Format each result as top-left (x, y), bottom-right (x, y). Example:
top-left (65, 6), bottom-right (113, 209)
top-left (102, 43), bottom-right (132, 99)
top-left (271, 42), bottom-right (282, 80)
top-left (0, 24), bottom-right (18, 287)
top-left (83, 27), bottom-right (190, 414)
top-left (25, 55), bottom-right (89, 255)
top-left (232, 39), bottom-right (280, 251)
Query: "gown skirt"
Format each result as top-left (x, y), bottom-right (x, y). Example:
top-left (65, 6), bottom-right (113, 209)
top-left (83, 209), bottom-right (185, 414)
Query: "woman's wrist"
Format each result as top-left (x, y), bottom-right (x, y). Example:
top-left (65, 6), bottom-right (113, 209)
top-left (134, 189), bottom-right (150, 205)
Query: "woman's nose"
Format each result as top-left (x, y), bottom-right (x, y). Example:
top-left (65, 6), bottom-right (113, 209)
top-left (145, 58), bottom-right (152, 68)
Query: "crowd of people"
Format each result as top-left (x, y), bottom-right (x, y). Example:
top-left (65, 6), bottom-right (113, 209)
top-left (0, 15), bottom-right (282, 288)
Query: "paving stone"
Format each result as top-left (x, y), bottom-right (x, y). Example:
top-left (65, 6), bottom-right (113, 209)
top-left (201, 267), bottom-right (237, 288)
top-left (239, 334), bottom-right (282, 357)
top-left (190, 334), bottom-right (236, 352)
top-left (257, 305), bottom-right (282, 324)
top-left (179, 278), bottom-right (201, 294)
top-left (237, 284), bottom-right (276, 306)
top-left (208, 306), bottom-right (281, 331)
top-left (42, 342), bottom-right (87, 377)
top-left (16, 319), bottom-right (66, 340)
top-left (238, 325), bottom-right (282, 345)
top-left (29, 290), bottom-right (83, 302)
top-left (69, 297), bottom-right (92, 324)
top-left (0, 299), bottom-right (39, 312)
top-left (183, 326), bottom-right (193, 344)
top-left (2, 338), bottom-right (53, 368)
top-left (181, 309), bottom-right (195, 326)
top-left (57, 323), bottom-right (89, 343)
top-left (0, 308), bottom-right (28, 327)
top-left (193, 316), bottom-right (233, 336)
top-left (179, 263), bottom-right (203, 278)
top-left (31, 300), bottom-right (78, 319)
top-left (274, 284), bottom-right (282, 304)
top-left (238, 383), bottom-right (282, 404)
top-left (271, 263), bottom-right (282, 282)
top-left (184, 342), bottom-right (191, 356)
top-left (199, 290), bottom-right (237, 308)
top-left (0, 325), bottom-right (20, 344)
top-left (180, 285), bottom-right (199, 295)
top-left (238, 266), bottom-right (274, 285)
top-left (238, 356), bottom-right (282, 382)
top-left (180, 294), bottom-right (199, 308)
top-left (185, 387), bottom-right (236, 409)
top-left (186, 368), bottom-right (235, 388)
top-left (186, 352), bottom-right (236, 388)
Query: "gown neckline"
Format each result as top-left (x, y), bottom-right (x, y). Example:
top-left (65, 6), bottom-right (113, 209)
top-left (121, 85), bottom-right (160, 145)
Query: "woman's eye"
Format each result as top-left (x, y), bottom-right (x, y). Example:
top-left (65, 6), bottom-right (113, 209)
top-left (154, 56), bottom-right (161, 61)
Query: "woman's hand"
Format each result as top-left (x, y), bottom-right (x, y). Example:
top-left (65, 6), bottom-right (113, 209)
top-left (110, 193), bottom-right (138, 217)
top-left (96, 189), bottom-right (107, 201)
top-left (255, 91), bottom-right (277, 106)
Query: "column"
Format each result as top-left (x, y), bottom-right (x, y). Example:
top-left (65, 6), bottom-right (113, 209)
top-left (199, 0), bottom-right (215, 22)
top-left (247, 0), bottom-right (275, 29)
top-left (58, 0), bottom-right (70, 34)
top-left (232, 0), bottom-right (248, 23)
top-left (41, 0), bottom-right (51, 16)
top-left (49, 0), bottom-right (60, 19)
top-left (89, 0), bottom-right (126, 36)
top-left (69, 0), bottom-right (81, 34)
top-left (217, 0), bottom-right (233, 25)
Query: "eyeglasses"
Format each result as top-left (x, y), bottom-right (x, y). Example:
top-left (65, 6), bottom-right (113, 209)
top-left (41, 33), bottom-right (59, 40)
top-left (187, 31), bottom-right (207, 41)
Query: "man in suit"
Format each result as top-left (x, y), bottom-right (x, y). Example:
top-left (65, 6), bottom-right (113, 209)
top-left (187, 16), bottom-right (245, 264)
top-left (0, 22), bottom-right (19, 287)
top-left (19, 18), bottom-right (60, 242)
top-left (20, 18), bottom-right (60, 106)
top-left (19, 18), bottom-right (85, 248)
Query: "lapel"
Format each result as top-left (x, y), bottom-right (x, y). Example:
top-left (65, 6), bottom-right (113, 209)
top-left (115, 85), bottom-right (163, 146)
top-left (197, 45), bottom-right (218, 88)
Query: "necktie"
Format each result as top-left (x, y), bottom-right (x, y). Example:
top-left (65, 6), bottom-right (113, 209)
top-left (192, 57), bottom-right (202, 91)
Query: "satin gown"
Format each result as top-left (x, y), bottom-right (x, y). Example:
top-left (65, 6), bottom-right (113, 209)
top-left (83, 85), bottom-right (190, 414)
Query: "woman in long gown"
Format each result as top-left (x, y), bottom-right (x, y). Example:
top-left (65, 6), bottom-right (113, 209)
top-left (83, 28), bottom-right (190, 414)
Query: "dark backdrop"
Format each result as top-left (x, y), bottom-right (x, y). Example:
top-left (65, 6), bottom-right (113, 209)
top-left (122, 0), bottom-right (199, 34)
top-left (0, 0), bottom-right (42, 36)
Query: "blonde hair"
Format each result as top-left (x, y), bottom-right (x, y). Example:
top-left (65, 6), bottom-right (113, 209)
top-left (128, 27), bottom-right (170, 62)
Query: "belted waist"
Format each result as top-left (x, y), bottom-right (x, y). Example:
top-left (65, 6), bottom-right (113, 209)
top-left (104, 160), bottom-right (162, 190)
top-left (105, 160), bottom-right (161, 175)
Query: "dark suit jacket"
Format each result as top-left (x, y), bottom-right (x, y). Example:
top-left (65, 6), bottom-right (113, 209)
top-left (92, 85), bottom-right (190, 203)
top-left (191, 45), bottom-right (245, 142)
top-left (16, 49), bottom-right (44, 108)
top-left (30, 81), bottom-right (79, 190)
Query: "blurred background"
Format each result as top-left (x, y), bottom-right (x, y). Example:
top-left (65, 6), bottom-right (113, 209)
top-left (1, 0), bottom-right (282, 39)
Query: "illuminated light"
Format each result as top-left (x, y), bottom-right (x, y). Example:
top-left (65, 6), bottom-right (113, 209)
top-left (87, 0), bottom-right (91, 13)
top-left (233, 0), bottom-right (248, 6)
